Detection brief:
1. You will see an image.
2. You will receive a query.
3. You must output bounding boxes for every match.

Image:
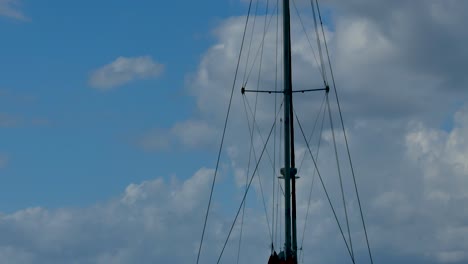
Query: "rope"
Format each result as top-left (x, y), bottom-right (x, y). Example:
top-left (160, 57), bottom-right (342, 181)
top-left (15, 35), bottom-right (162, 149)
top-left (315, 1), bottom-right (375, 263)
top-left (195, 1), bottom-right (254, 262)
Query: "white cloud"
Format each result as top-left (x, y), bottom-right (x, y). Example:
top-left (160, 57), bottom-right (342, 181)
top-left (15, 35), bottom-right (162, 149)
top-left (89, 56), bottom-right (164, 90)
top-left (406, 106), bottom-right (468, 200)
top-left (171, 120), bottom-right (219, 149)
top-left (0, 168), bottom-right (276, 263)
top-left (0, 0), bottom-right (27, 21)
top-left (136, 121), bottom-right (219, 151)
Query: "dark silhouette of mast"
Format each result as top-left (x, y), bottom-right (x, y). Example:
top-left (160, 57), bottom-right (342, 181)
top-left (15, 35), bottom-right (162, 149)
top-left (281, 0), bottom-right (298, 262)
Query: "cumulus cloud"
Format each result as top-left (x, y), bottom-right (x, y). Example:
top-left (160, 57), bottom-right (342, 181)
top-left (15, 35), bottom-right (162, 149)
top-left (89, 56), bottom-right (164, 90)
top-left (136, 120), bottom-right (219, 151)
top-left (406, 106), bottom-right (468, 202)
top-left (0, 168), bottom-right (280, 263)
top-left (359, 105), bottom-right (468, 263)
top-left (171, 120), bottom-right (219, 149)
top-left (0, 0), bottom-right (27, 20)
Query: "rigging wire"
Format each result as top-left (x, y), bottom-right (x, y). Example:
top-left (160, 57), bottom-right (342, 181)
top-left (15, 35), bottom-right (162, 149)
top-left (299, 113), bottom-right (325, 264)
top-left (195, 1), bottom-right (254, 263)
top-left (276, 115), bottom-right (284, 250)
top-left (315, 1), bottom-right (375, 263)
top-left (242, 0), bottom-right (260, 86)
top-left (256, 1), bottom-right (275, 246)
top-left (298, 95), bottom-right (326, 263)
top-left (243, 95), bottom-right (273, 245)
top-left (239, 3), bottom-right (279, 247)
top-left (294, 110), bottom-right (356, 264)
top-left (237, 74), bottom-right (263, 264)
top-left (236, 168), bottom-right (248, 264)
top-left (242, 92), bottom-right (285, 249)
top-left (326, 93), bottom-right (355, 259)
top-left (275, 178), bottom-right (281, 249)
top-left (243, 3), bottom-right (279, 87)
top-left (278, 178), bottom-right (283, 251)
top-left (217, 102), bottom-right (284, 264)
top-left (297, 95), bottom-right (326, 173)
top-left (236, 96), bottom-right (260, 263)
top-left (273, 0), bottom-right (282, 249)
top-left (291, 0), bottom-right (325, 81)
top-left (237, 2), bottom-right (276, 257)
top-left (239, 2), bottom-right (278, 243)
top-left (242, 96), bottom-right (274, 244)
top-left (271, 0), bottom-right (279, 251)
top-left (199, 0), bottom-right (374, 262)
top-left (243, 95), bottom-right (278, 177)
top-left (310, 0), bottom-right (327, 86)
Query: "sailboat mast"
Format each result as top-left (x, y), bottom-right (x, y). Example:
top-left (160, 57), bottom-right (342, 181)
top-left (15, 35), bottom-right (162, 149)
top-left (281, 0), bottom-right (298, 261)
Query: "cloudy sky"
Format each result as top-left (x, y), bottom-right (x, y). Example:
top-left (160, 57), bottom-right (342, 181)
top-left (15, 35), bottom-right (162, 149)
top-left (1, 0), bottom-right (467, 263)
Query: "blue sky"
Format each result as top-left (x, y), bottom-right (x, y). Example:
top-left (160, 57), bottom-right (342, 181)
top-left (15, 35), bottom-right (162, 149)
top-left (1, 1), bottom-right (468, 263)
top-left (0, 1), bottom-right (248, 211)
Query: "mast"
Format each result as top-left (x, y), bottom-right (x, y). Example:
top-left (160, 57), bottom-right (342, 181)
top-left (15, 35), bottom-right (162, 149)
top-left (281, 0), bottom-right (298, 262)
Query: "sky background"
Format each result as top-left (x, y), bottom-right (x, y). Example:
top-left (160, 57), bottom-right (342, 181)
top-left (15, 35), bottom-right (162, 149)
top-left (1, 0), bottom-right (468, 263)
